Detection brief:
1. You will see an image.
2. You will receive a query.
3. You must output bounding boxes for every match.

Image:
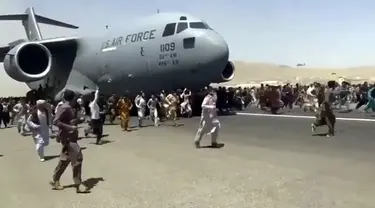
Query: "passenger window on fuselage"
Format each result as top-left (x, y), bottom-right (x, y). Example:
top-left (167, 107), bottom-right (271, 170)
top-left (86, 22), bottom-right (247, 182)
top-left (177, 22), bottom-right (188, 33)
top-left (162, 23), bottom-right (176, 37)
top-left (189, 22), bottom-right (207, 29)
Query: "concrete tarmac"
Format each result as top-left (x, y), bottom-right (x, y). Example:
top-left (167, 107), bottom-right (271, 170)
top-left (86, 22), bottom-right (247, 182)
top-left (243, 103), bottom-right (375, 119)
top-left (0, 113), bottom-right (374, 208)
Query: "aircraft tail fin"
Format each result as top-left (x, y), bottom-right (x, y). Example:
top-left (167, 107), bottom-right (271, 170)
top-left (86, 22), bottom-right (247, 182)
top-left (0, 7), bottom-right (79, 41)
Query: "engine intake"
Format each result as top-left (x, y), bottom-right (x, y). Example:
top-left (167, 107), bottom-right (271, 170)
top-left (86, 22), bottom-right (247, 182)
top-left (221, 61), bottom-right (235, 82)
top-left (3, 42), bottom-right (52, 82)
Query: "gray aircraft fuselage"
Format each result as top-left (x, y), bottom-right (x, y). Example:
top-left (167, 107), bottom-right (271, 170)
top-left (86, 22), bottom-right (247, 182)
top-left (0, 10), bottom-right (234, 100)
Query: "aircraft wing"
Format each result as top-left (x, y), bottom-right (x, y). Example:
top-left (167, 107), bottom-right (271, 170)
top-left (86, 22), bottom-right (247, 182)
top-left (0, 45), bottom-right (9, 62)
top-left (35, 36), bottom-right (79, 46)
top-left (0, 36), bottom-right (79, 62)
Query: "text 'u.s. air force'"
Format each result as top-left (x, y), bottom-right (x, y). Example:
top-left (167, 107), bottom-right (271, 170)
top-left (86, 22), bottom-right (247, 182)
top-left (101, 29), bottom-right (156, 50)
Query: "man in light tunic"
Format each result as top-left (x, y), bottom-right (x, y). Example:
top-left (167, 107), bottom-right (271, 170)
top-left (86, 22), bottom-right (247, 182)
top-left (194, 87), bottom-right (220, 148)
top-left (27, 100), bottom-right (51, 162)
top-left (117, 92), bottom-right (133, 131)
top-left (165, 91), bottom-right (179, 126)
top-left (135, 92), bottom-right (146, 127)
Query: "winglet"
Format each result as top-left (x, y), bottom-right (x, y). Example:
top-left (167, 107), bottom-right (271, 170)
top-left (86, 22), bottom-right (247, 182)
top-left (0, 7), bottom-right (79, 41)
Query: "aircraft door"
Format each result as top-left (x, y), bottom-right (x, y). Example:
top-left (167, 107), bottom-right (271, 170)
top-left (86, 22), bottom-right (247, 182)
top-left (140, 43), bottom-right (150, 73)
top-left (96, 46), bottom-right (116, 92)
top-left (97, 42), bottom-right (150, 93)
top-left (133, 42), bottom-right (153, 90)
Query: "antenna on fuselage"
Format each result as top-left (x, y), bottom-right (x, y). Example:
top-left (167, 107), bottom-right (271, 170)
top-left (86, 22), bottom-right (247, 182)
top-left (157, 9), bottom-right (160, 14)
top-left (105, 25), bottom-right (109, 29)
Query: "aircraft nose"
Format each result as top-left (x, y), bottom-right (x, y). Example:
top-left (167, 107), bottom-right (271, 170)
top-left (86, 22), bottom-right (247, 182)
top-left (201, 32), bottom-right (229, 64)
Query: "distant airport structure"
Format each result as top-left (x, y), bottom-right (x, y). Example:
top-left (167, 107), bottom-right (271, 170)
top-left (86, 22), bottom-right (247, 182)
top-left (296, 63), bottom-right (306, 67)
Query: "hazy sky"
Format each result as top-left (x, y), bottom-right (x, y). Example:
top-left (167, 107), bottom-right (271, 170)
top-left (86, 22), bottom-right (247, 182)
top-left (1, 0), bottom-right (375, 95)
top-left (1, 0), bottom-right (375, 68)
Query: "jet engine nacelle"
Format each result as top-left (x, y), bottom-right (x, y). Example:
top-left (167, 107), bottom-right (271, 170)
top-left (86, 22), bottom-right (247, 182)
top-left (220, 61), bottom-right (235, 82)
top-left (3, 42), bottom-right (52, 82)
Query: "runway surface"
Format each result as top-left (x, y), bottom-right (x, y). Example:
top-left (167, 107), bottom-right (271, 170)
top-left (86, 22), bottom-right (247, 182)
top-left (243, 103), bottom-right (375, 120)
top-left (0, 111), bottom-right (374, 208)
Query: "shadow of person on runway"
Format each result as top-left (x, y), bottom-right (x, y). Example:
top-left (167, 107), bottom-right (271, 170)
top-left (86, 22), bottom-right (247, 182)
top-left (312, 133), bottom-right (328, 137)
top-left (63, 177), bottom-right (105, 192)
top-left (90, 140), bottom-right (114, 145)
top-left (200, 143), bottom-right (225, 149)
top-left (44, 155), bottom-right (60, 161)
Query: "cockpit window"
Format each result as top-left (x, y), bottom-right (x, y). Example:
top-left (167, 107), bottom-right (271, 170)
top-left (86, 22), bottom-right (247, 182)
top-left (177, 22), bottom-right (188, 33)
top-left (203, 22), bottom-right (213, 30)
top-left (162, 23), bottom-right (176, 37)
top-left (189, 22), bottom-right (207, 29)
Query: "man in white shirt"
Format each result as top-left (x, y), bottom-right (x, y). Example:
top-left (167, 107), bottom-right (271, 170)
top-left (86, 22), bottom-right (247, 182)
top-left (13, 98), bottom-right (29, 135)
top-left (84, 87), bottom-right (103, 144)
top-left (55, 100), bottom-right (64, 115)
top-left (180, 88), bottom-right (192, 117)
top-left (135, 92), bottom-right (146, 127)
top-left (194, 87), bottom-right (221, 148)
top-left (305, 84), bottom-right (319, 112)
top-left (147, 94), bottom-right (159, 126)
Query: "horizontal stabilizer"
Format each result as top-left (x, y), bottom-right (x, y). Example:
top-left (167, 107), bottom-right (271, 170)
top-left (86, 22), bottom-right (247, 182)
top-left (0, 13), bottom-right (78, 29)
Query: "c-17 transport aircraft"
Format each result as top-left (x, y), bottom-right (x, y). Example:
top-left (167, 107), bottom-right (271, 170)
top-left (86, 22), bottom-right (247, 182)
top-left (0, 7), bottom-right (234, 100)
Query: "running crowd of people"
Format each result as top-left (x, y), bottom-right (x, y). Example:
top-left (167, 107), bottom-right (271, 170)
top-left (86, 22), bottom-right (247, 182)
top-left (0, 80), bottom-right (374, 192)
top-left (0, 86), bottom-right (222, 193)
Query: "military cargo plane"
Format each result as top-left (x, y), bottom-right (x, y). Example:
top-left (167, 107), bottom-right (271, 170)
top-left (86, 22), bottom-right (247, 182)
top-left (0, 7), bottom-right (234, 100)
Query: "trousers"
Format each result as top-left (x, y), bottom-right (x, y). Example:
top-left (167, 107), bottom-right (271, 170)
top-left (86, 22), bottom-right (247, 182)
top-left (314, 108), bottom-right (336, 135)
top-left (53, 142), bottom-right (83, 185)
top-left (195, 116), bottom-right (220, 143)
top-left (120, 112), bottom-right (130, 130)
top-left (149, 109), bottom-right (159, 126)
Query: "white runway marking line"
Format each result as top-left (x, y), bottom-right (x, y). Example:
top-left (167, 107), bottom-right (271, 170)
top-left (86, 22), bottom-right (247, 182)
top-left (237, 112), bottom-right (375, 122)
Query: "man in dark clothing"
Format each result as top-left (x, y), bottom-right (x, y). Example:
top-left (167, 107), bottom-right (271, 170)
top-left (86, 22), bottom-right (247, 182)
top-left (311, 81), bottom-right (336, 137)
top-left (0, 102), bottom-right (5, 128)
top-left (356, 82), bottom-right (369, 109)
top-left (269, 86), bottom-right (281, 114)
top-left (50, 90), bottom-right (89, 193)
